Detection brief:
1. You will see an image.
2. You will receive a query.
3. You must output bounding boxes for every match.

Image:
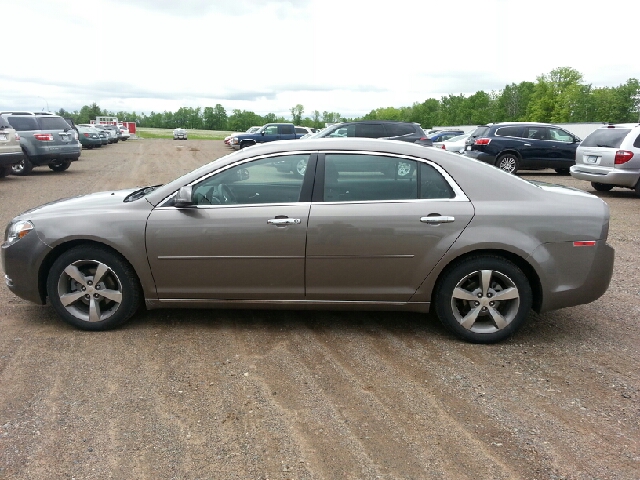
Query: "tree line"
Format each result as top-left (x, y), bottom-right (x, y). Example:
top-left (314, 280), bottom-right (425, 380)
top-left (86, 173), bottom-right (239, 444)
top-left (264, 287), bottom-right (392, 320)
top-left (58, 67), bottom-right (640, 131)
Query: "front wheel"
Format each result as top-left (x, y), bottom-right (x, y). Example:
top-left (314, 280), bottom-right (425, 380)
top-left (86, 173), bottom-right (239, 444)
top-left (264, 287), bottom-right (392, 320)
top-left (591, 182), bottom-right (613, 192)
top-left (496, 154), bottom-right (519, 174)
top-left (434, 256), bottom-right (532, 343)
top-left (12, 155), bottom-right (33, 176)
top-left (49, 160), bottom-right (71, 172)
top-left (46, 246), bottom-right (141, 330)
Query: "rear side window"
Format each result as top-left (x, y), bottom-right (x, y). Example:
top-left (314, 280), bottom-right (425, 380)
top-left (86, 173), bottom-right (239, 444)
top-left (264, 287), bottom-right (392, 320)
top-left (386, 124), bottom-right (416, 136)
top-left (495, 126), bottom-right (524, 137)
top-left (38, 116), bottom-right (72, 130)
top-left (279, 125), bottom-right (294, 135)
top-left (634, 133), bottom-right (640, 148)
top-left (581, 129), bottom-right (631, 148)
top-left (5, 116), bottom-right (39, 131)
top-left (420, 163), bottom-right (454, 199)
top-left (354, 123), bottom-right (386, 138)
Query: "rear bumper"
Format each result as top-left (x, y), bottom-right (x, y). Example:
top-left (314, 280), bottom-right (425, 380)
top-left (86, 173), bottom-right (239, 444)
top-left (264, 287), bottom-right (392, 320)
top-left (0, 150), bottom-right (24, 166)
top-left (463, 150), bottom-right (496, 164)
top-left (570, 165), bottom-right (639, 188)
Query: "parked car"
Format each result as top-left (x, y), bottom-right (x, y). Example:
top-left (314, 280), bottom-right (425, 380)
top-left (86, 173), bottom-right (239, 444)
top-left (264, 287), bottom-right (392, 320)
top-left (80, 124), bottom-right (108, 145)
top-left (118, 125), bottom-right (130, 140)
top-left (464, 122), bottom-right (580, 174)
top-left (0, 115), bottom-right (24, 177)
top-left (224, 126), bottom-right (261, 146)
top-left (1, 138), bottom-right (614, 344)
top-left (295, 126), bottom-right (314, 136)
top-left (0, 112), bottom-right (81, 175)
top-left (311, 121), bottom-right (432, 146)
top-left (569, 123), bottom-right (640, 196)
top-left (77, 126), bottom-right (103, 149)
top-left (173, 128), bottom-right (187, 140)
top-left (230, 123), bottom-right (303, 150)
top-left (428, 130), bottom-right (465, 143)
top-left (101, 124), bottom-right (121, 142)
top-left (92, 125), bottom-right (118, 144)
top-left (432, 133), bottom-right (472, 153)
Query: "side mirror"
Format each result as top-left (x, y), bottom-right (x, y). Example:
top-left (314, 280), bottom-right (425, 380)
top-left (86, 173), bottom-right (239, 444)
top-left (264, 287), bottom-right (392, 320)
top-left (174, 186), bottom-right (194, 207)
top-left (261, 131), bottom-right (265, 136)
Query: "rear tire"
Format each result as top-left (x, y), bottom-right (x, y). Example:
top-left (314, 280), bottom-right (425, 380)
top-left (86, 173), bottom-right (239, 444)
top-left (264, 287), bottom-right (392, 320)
top-left (496, 154), bottom-right (519, 174)
top-left (634, 180), bottom-right (640, 198)
top-left (434, 255), bottom-right (532, 343)
top-left (0, 166), bottom-right (9, 178)
top-left (591, 182), bottom-right (614, 192)
top-left (12, 154), bottom-right (33, 176)
top-left (49, 160), bottom-right (71, 172)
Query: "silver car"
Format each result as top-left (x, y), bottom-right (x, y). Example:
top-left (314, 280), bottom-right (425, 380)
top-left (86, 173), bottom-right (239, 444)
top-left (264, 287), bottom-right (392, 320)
top-left (570, 123), bottom-right (640, 196)
top-left (1, 139), bottom-right (614, 343)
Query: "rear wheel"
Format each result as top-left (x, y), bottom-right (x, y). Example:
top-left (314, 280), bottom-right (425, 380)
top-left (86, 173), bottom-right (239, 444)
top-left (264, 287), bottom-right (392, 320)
top-left (0, 166), bottom-right (9, 178)
top-left (634, 180), bottom-right (640, 197)
top-left (49, 160), bottom-right (71, 172)
top-left (434, 255), bottom-right (532, 343)
top-left (496, 154), bottom-right (519, 174)
top-left (591, 182), bottom-right (614, 192)
top-left (12, 154), bottom-right (33, 176)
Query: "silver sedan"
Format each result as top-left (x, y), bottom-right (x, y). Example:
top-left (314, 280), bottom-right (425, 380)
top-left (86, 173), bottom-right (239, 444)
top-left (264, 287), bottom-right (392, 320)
top-left (1, 139), bottom-right (614, 343)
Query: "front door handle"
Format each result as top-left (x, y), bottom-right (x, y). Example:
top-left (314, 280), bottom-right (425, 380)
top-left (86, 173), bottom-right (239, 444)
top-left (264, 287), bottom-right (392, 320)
top-left (523, 143), bottom-right (532, 146)
top-left (267, 218), bottom-right (301, 226)
top-left (421, 216), bottom-right (455, 224)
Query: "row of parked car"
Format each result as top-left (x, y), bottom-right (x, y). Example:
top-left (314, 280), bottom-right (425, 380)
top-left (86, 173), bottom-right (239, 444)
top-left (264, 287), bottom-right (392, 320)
top-left (219, 119), bottom-right (640, 197)
top-left (0, 111), bottom-right (130, 176)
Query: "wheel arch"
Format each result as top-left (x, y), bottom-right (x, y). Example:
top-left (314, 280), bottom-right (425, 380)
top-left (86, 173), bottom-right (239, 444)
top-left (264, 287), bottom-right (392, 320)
top-left (430, 249), bottom-right (543, 313)
top-left (496, 149), bottom-right (522, 161)
top-left (37, 239), bottom-right (144, 306)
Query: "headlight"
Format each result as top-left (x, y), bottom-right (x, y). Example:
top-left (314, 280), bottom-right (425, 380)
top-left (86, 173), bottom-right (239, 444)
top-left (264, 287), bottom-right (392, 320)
top-left (231, 137), bottom-right (238, 144)
top-left (4, 220), bottom-right (34, 246)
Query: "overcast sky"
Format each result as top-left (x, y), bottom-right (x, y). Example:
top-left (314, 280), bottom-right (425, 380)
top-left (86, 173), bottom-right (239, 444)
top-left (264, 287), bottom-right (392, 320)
top-left (3, 0), bottom-right (639, 119)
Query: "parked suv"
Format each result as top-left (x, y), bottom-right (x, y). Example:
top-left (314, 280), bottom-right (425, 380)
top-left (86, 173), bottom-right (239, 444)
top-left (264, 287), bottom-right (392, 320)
top-left (464, 122), bottom-right (580, 174)
top-left (570, 123), bottom-right (640, 196)
top-left (427, 130), bottom-right (465, 142)
top-left (0, 115), bottom-right (24, 177)
top-left (0, 112), bottom-right (81, 175)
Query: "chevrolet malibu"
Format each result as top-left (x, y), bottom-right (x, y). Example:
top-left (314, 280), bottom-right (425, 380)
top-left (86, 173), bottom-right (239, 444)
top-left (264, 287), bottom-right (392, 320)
top-left (1, 139), bottom-right (614, 343)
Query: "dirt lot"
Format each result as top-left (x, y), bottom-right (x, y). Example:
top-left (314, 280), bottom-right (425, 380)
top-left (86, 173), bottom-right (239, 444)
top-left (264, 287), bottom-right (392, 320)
top-left (0, 139), bottom-right (638, 480)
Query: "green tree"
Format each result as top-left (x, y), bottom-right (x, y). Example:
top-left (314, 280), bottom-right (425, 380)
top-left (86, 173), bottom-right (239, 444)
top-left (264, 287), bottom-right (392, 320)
top-left (290, 104), bottom-right (304, 124)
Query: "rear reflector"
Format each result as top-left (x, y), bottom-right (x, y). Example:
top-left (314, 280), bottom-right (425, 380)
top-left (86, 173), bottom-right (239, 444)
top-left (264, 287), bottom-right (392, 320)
top-left (614, 150), bottom-right (634, 164)
top-left (475, 138), bottom-right (491, 145)
top-left (574, 241), bottom-right (596, 247)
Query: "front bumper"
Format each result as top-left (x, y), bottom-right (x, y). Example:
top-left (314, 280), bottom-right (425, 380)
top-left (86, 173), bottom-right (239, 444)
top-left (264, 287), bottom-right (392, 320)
top-left (2, 228), bottom-right (52, 305)
top-left (570, 165), bottom-right (640, 188)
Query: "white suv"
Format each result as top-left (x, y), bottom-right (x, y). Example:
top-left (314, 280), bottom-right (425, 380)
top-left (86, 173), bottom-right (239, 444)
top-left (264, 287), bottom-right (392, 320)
top-left (570, 123), bottom-right (640, 196)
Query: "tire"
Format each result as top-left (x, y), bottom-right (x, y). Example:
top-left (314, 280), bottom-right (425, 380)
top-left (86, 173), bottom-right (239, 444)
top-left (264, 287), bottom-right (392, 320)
top-left (240, 142), bottom-right (253, 149)
top-left (495, 154), bottom-right (519, 174)
top-left (591, 182), bottom-right (614, 192)
top-left (49, 160), bottom-right (71, 172)
top-left (0, 166), bottom-right (9, 178)
top-left (555, 168), bottom-right (570, 175)
top-left (635, 180), bottom-right (640, 198)
top-left (434, 255), bottom-right (533, 343)
top-left (12, 154), bottom-right (33, 176)
top-left (46, 245), bottom-right (142, 331)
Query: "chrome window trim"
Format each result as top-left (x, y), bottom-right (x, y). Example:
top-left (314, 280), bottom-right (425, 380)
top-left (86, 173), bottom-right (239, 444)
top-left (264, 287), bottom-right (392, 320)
top-left (157, 149), bottom-right (469, 208)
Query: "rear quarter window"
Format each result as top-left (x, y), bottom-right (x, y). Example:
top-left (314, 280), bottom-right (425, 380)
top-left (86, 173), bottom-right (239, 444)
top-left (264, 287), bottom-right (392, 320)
top-left (581, 129), bottom-right (631, 148)
top-left (386, 124), bottom-right (417, 136)
top-left (6, 116), bottom-right (39, 131)
top-left (633, 133), bottom-right (640, 148)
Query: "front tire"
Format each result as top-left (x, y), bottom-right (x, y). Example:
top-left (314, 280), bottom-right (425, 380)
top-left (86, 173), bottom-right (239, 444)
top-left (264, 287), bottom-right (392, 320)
top-left (12, 154), bottom-right (33, 176)
top-left (46, 246), bottom-right (141, 330)
top-left (591, 182), bottom-right (614, 192)
top-left (496, 154), bottom-right (519, 174)
top-left (434, 255), bottom-right (532, 343)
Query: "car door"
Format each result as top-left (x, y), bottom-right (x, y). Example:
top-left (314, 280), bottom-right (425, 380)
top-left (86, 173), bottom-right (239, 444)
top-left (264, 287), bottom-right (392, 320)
top-left (259, 124), bottom-right (280, 143)
top-left (305, 153), bottom-right (474, 302)
top-left (547, 127), bottom-right (578, 167)
top-left (520, 126), bottom-right (550, 168)
top-left (145, 154), bottom-right (316, 300)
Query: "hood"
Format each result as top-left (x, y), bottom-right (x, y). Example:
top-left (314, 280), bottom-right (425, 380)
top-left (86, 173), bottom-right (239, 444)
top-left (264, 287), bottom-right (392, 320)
top-left (15, 188), bottom-right (141, 219)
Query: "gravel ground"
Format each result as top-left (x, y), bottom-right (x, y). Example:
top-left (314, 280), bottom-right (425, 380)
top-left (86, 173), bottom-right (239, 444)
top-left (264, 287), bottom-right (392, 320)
top-left (0, 139), bottom-right (638, 480)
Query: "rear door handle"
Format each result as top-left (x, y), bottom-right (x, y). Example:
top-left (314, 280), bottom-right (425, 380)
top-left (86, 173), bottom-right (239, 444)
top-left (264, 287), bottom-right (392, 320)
top-left (267, 218), bottom-right (301, 226)
top-left (421, 216), bottom-right (455, 224)
top-left (523, 143), bottom-right (531, 146)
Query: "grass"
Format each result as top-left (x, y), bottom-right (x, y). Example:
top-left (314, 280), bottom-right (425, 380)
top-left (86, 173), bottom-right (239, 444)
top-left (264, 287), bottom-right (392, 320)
top-left (136, 128), bottom-right (235, 140)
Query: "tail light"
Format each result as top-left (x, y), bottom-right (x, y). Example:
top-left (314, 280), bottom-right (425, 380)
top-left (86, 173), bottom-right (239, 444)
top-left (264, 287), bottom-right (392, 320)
top-left (15, 133), bottom-right (20, 140)
top-left (34, 133), bottom-right (54, 141)
top-left (84, 133), bottom-right (90, 137)
top-left (474, 138), bottom-right (491, 145)
top-left (441, 144), bottom-right (446, 150)
top-left (614, 150), bottom-right (634, 165)
top-left (574, 241), bottom-right (596, 247)
top-left (419, 137), bottom-right (430, 141)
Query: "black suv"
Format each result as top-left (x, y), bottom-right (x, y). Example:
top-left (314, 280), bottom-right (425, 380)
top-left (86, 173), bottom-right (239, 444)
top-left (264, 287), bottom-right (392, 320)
top-left (464, 122), bottom-right (580, 174)
top-left (315, 121), bottom-right (432, 146)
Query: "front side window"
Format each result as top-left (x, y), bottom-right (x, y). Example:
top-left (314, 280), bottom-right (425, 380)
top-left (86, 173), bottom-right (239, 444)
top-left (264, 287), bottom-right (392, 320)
top-left (548, 127), bottom-right (574, 142)
top-left (323, 154), bottom-right (418, 202)
top-left (525, 127), bottom-right (548, 140)
top-left (263, 125), bottom-right (278, 135)
top-left (191, 155), bottom-right (310, 206)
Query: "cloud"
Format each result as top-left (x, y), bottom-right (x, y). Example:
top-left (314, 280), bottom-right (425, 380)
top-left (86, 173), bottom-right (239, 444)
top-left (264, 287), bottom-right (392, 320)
top-left (107, 0), bottom-right (312, 17)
